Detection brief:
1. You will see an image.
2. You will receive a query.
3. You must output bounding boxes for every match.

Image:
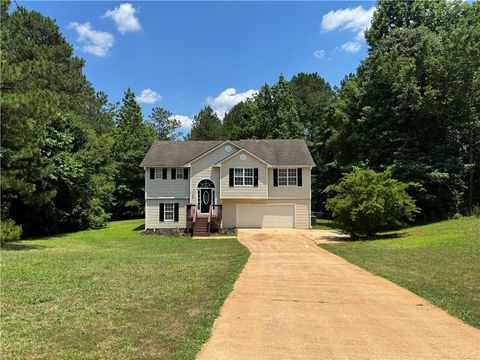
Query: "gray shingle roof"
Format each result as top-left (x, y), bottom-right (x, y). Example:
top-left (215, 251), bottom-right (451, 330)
top-left (139, 139), bottom-right (316, 167)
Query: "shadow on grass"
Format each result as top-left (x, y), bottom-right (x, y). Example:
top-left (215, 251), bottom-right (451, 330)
top-left (132, 224), bottom-right (145, 232)
top-left (351, 233), bottom-right (406, 242)
top-left (1, 242), bottom-right (47, 251)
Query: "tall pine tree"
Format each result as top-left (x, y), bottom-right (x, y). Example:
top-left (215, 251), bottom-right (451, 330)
top-left (112, 89), bottom-right (155, 219)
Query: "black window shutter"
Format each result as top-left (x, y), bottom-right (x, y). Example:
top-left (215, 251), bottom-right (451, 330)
top-left (183, 168), bottom-right (189, 179)
top-left (162, 168), bottom-right (167, 179)
top-left (297, 168), bottom-right (302, 186)
top-left (174, 203), bottom-right (179, 222)
top-left (159, 203), bottom-right (164, 222)
top-left (229, 168), bottom-right (234, 187)
top-left (150, 168), bottom-right (155, 179)
top-left (171, 168), bottom-right (176, 180)
top-left (273, 169), bottom-right (278, 187)
top-left (253, 168), bottom-right (259, 187)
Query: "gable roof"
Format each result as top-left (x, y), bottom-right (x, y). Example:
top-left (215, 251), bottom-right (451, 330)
top-left (213, 147), bottom-right (271, 166)
top-left (183, 140), bottom-right (240, 166)
top-left (139, 139), bottom-right (315, 167)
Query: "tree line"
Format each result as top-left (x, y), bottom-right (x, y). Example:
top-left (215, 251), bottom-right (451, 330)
top-left (1, 0), bottom-right (479, 239)
top-left (188, 0), bottom-right (480, 223)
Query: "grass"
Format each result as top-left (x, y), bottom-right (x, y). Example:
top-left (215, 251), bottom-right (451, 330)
top-left (312, 218), bottom-right (335, 230)
top-left (1, 219), bottom-right (249, 360)
top-left (320, 217), bottom-right (480, 328)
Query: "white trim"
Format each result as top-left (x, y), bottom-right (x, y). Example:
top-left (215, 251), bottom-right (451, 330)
top-left (183, 140), bottom-right (240, 166)
top-left (221, 196), bottom-right (269, 199)
top-left (164, 202), bottom-right (175, 222)
top-left (144, 169), bottom-right (147, 230)
top-left (196, 178), bottom-right (216, 211)
top-left (266, 166), bottom-right (269, 198)
top-left (146, 196), bottom-right (189, 200)
top-left (176, 168), bottom-right (184, 179)
top-left (233, 167), bottom-right (254, 187)
top-left (277, 168), bottom-right (298, 186)
top-left (213, 148), bottom-right (271, 167)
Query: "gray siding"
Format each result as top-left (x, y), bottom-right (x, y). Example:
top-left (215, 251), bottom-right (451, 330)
top-left (145, 199), bottom-right (188, 229)
top-left (145, 169), bottom-right (189, 199)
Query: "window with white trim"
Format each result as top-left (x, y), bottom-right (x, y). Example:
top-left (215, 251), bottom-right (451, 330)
top-left (278, 168), bottom-right (297, 186)
top-left (176, 168), bottom-right (184, 179)
top-left (234, 168), bottom-right (254, 186)
top-left (155, 168), bottom-right (163, 178)
top-left (164, 203), bottom-right (174, 221)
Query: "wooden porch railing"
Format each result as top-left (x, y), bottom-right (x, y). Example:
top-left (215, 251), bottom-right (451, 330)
top-left (186, 204), bottom-right (222, 235)
top-left (211, 205), bottom-right (222, 227)
top-left (186, 204), bottom-right (197, 235)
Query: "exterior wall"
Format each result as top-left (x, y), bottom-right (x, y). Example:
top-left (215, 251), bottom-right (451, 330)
top-left (190, 145), bottom-right (239, 205)
top-left (145, 169), bottom-right (189, 199)
top-left (267, 167), bottom-right (311, 199)
top-left (222, 199), bottom-right (310, 229)
top-left (219, 152), bottom-right (268, 199)
top-left (145, 199), bottom-right (188, 229)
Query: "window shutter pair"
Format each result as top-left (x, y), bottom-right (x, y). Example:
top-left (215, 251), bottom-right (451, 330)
top-left (150, 168), bottom-right (167, 179)
top-left (159, 203), bottom-right (179, 222)
top-left (272, 168), bottom-right (302, 186)
top-left (229, 168), bottom-right (259, 187)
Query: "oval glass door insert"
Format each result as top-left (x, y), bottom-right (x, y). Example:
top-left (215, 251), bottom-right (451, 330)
top-left (202, 191), bottom-right (210, 204)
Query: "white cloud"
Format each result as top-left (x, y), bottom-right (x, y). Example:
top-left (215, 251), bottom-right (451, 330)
top-left (136, 88), bottom-right (161, 104)
top-left (321, 6), bottom-right (374, 52)
top-left (341, 42), bottom-right (361, 53)
top-left (206, 88), bottom-right (257, 119)
top-left (321, 6), bottom-right (374, 34)
top-left (68, 22), bottom-right (114, 57)
top-left (313, 49), bottom-right (326, 59)
top-left (170, 115), bottom-right (193, 129)
top-left (104, 3), bottom-right (141, 34)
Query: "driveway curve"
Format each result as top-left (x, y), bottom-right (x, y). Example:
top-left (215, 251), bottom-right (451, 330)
top-left (197, 229), bottom-right (480, 360)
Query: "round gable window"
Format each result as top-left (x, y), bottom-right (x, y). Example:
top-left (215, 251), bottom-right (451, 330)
top-left (240, 154), bottom-right (247, 161)
top-left (225, 145), bottom-right (232, 153)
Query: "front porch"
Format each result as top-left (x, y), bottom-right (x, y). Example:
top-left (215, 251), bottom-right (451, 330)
top-left (186, 204), bottom-right (222, 236)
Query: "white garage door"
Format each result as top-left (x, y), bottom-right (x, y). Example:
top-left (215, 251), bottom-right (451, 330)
top-left (237, 204), bottom-right (295, 228)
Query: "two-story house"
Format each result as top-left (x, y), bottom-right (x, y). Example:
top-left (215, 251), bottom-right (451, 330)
top-left (140, 139), bottom-right (315, 235)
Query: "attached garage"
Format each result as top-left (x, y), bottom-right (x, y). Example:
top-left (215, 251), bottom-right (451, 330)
top-left (236, 204), bottom-right (295, 228)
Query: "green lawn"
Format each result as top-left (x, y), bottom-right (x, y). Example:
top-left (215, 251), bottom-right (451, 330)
top-left (1, 219), bottom-right (249, 360)
top-left (312, 218), bottom-right (335, 230)
top-left (320, 217), bottom-right (480, 328)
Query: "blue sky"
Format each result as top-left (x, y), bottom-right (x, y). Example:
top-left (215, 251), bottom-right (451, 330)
top-left (23, 1), bottom-right (375, 134)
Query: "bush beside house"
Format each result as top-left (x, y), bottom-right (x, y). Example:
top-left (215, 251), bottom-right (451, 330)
top-left (325, 168), bottom-right (419, 238)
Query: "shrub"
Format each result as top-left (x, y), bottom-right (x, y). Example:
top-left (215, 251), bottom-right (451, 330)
top-left (1, 219), bottom-right (23, 246)
top-left (471, 206), bottom-right (480, 219)
top-left (325, 167), bottom-right (419, 238)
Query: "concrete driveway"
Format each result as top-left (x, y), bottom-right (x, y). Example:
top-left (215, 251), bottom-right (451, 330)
top-left (197, 229), bottom-right (480, 360)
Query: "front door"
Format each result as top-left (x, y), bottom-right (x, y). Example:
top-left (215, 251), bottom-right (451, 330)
top-left (200, 189), bottom-right (212, 213)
